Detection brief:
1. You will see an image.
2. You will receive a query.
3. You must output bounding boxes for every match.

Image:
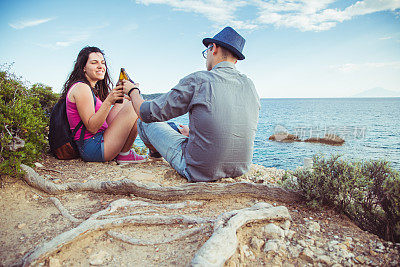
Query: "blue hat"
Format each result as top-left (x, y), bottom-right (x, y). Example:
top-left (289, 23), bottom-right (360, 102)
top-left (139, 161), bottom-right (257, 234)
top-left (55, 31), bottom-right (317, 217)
top-left (203, 27), bottom-right (246, 60)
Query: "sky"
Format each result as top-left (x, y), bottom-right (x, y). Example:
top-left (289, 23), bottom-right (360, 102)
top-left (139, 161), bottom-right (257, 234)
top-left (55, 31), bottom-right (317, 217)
top-left (0, 0), bottom-right (399, 98)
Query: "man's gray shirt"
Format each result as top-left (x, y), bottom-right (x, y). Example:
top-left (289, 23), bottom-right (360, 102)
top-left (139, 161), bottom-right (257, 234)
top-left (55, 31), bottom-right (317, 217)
top-left (140, 61), bottom-right (260, 182)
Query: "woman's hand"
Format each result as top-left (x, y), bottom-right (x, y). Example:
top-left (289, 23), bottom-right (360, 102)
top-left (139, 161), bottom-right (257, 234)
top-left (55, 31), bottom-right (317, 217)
top-left (179, 124), bottom-right (190, 137)
top-left (105, 84), bottom-right (124, 104)
top-left (121, 80), bottom-right (140, 95)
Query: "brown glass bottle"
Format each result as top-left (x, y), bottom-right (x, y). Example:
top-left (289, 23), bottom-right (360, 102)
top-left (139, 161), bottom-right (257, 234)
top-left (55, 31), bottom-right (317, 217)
top-left (116, 68), bottom-right (133, 103)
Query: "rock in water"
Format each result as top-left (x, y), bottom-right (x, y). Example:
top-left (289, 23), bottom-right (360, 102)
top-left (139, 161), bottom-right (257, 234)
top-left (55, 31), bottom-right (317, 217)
top-left (269, 133), bottom-right (301, 143)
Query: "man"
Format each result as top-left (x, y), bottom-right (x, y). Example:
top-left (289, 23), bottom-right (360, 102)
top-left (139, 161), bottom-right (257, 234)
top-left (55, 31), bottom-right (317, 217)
top-left (122, 26), bottom-right (260, 182)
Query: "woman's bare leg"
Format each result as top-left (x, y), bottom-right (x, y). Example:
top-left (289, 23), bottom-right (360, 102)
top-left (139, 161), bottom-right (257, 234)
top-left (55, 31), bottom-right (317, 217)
top-left (103, 100), bottom-right (139, 161)
top-left (121, 119), bottom-right (139, 152)
top-left (106, 100), bottom-right (126, 125)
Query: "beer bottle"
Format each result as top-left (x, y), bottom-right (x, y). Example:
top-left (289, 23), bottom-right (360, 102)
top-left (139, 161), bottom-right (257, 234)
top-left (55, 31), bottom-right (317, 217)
top-left (116, 68), bottom-right (133, 103)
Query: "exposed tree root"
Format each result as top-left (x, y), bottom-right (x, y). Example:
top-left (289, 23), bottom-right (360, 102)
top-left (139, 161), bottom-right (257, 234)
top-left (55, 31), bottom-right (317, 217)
top-left (21, 164), bottom-right (301, 203)
top-left (107, 225), bottom-right (210, 246)
top-left (88, 199), bottom-right (203, 220)
top-left (18, 198), bottom-right (212, 267)
top-left (190, 203), bottom-right (291, 267)
top-left (49, 197), bottom-right (82, 223)
top-left (18, 199), bottom-right (290, 267)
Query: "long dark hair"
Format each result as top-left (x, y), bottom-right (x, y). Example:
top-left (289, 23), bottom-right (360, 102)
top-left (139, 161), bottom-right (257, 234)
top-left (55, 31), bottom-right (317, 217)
top-left (60, 46), bottom-right (112, 102)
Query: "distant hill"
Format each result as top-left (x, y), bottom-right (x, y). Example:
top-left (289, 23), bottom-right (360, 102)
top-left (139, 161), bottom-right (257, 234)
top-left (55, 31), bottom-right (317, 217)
top-left (352, 87), bottom-right (400, 98)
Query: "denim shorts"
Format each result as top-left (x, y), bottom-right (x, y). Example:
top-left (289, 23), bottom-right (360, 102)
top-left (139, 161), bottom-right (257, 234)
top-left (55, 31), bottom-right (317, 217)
top-left (78, 131), bottom-right (105, 162)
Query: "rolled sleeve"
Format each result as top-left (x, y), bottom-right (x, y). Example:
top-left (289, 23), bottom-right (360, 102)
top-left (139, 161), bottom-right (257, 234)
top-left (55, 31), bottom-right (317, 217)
top-left (139, 101), bottom-right (153, 123)
top-left (139, 74), bottom-right (198, 122)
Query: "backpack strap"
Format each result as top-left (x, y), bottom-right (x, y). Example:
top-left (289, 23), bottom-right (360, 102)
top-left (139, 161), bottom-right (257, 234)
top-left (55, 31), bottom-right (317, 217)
top-left (75, 90), bottom-right (98, 146)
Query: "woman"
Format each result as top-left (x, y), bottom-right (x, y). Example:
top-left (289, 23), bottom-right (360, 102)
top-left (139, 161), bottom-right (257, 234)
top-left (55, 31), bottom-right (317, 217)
top-left (59, 46), bottom-right (146, 164)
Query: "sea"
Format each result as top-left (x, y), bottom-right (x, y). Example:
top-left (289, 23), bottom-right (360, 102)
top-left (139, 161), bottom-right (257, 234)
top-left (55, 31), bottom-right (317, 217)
top-left (135, 97), bottom-right (400, 171)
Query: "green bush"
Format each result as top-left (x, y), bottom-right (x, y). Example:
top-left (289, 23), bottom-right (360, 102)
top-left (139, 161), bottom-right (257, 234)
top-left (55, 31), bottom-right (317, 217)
top-left (132, 143), bottom-right (148, 155)
top-left (30, 83), bottom-right (59, 116)
top-left (290, 154), bottom-right (400, 242)
top-left (0, 65), bottom-right (58, 182)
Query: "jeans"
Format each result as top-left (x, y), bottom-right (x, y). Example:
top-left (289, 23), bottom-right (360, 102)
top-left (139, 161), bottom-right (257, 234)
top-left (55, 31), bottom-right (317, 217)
top-left (137, 119), bottom-right (193, 181)
top-left (78, 131), bottom-right (105, 162)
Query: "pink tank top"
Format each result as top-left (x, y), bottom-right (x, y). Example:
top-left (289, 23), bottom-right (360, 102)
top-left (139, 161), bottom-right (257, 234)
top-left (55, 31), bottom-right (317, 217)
top-left (66, 82), bottom-right (108, 141)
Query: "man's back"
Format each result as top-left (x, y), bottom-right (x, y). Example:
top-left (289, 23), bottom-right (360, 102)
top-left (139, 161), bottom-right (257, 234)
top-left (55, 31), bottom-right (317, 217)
top-left (183, 61), bottom-right (260, 181)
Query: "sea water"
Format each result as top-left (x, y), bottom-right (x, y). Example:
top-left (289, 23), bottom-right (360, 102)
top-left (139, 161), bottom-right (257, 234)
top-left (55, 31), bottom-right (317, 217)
top-left (136, 97), bottom-right (400, 171)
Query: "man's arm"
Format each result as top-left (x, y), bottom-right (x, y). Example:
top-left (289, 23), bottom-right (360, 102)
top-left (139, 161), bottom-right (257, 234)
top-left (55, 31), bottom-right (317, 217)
top-left (122, 74), bottom-right (197, 123)
top-left (129, 89), bottom-right (144, 120)
top-left (121, 80), bottom-right (144, 119)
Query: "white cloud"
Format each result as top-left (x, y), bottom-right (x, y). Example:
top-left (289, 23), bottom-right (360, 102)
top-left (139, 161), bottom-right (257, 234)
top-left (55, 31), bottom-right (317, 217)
top-left (9, 17), bottom-right (55, 29)
top-left (256, 0), bottom-right (400, 31)
top-left (136, 0), bottom-right (400, 31)
top-left (35, 33), bottom-right (91, 50)
top-left (331, 61), bottom-right (400, 72)
top-left (34, 24), bottom-right (109, 49)
top-left (136, 0), bottom-right (258, 30)
top-left (379, 36), bottom-right (393, 40)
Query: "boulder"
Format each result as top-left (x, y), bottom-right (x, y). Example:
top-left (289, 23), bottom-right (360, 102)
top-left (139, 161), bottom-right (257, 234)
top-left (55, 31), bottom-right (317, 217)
top-left (269, 132), bottom-right (301, 143)
top-left (304, 134), bottom-right (344, 146)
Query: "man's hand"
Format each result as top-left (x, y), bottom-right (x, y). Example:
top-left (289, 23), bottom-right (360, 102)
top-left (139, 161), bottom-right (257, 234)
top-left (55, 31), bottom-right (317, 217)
top-left (179, 124), bottom-right (190, 137)
top-left (121, 80), bottom-right (140, 95)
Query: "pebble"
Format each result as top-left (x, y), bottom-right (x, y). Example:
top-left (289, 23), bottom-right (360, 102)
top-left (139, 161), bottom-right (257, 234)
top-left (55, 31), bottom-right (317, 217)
top-left (298, 239), bottom-right (307, 247)
top-left (240, 245), bottom-right (255, 259)
top-left (48, 257), bottom-right (61, 267)
top-left (263, 223), bottom-right (285, 240)
top-left (287, 245), bottom-right (300, 258)
top-left (34, 162), bottom-right (44, 168)
top-left (281, 220), bottom-right (291, 230)
top-left (376, 241), bottom-right (385, 250)
top-left (285, 230), bottom-right (295, 240)
top-left (250, 236), bottom-right (264, 251)
top-left (344, 237), bottom-right (352, 243)
top-left (306, 221), bottom-right (321, 233)
top-left (299, 248), bottom-right (314, 263)
top-left (316, 255), bottom-right (331, 265)
top-left (313, 247), bottom-right (325, 256)
top-left (17, 223), bottom-right (26, 229)
top-left (263, 240), bottom-right (279, 253)
top-left (89, 250), bottom-right (111, 266)
top-left (222, 178), bottom-right (235, 183)
top-left (355, 256), bottom-right (367, 264)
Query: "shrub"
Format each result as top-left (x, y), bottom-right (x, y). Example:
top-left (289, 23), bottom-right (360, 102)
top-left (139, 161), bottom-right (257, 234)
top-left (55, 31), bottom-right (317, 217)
top-left (291, 154), bottom-right (400, 242)
top-left (0, 65), bottom-right (58, 182)
top-left (132, 143), bottom-right (148, 155)
top-left (30, 83), bottom-right (59, 117)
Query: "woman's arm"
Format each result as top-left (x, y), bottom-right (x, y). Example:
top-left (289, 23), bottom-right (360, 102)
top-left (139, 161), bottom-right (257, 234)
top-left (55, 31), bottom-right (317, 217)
top-left (73, 83), bottom-right (123, 134)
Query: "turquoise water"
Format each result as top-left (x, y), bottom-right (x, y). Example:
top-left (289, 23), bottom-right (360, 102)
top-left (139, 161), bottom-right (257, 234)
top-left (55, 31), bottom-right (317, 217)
top-left (136, 97), bottom-right (400, 171)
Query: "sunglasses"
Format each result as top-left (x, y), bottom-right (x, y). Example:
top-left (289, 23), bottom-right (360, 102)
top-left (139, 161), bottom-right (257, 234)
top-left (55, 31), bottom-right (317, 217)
top-left (202, 45), bottom-right (214, 59)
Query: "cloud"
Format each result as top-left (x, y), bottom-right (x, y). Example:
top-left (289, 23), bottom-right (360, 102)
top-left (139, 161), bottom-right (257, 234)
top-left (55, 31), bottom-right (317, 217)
top-left (9, 17), bottom-right (55, 29)
top-left (35, 34), bottom-right (90, 50)
top-left (256, 0), bottom-right (400, 31)
top-left (136, 0), bottom-right (400, 32)
top-left (331, 61), bottom-right (400, 72)
top-left (136, 0), bottom-right (258, 30)
top-left (35, 24), bottom-right (109, 49)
